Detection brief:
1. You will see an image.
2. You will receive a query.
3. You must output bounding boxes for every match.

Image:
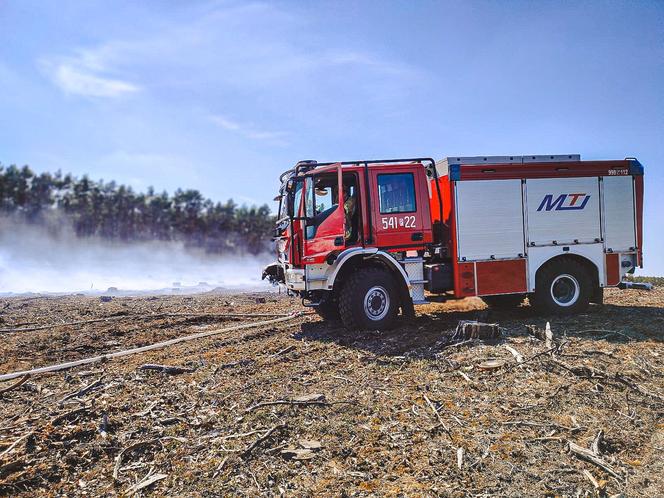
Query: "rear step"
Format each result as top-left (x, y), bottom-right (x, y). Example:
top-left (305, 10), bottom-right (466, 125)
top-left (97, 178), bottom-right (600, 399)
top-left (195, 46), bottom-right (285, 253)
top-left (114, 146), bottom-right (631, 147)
top-left (618, 281), bottom-right (654, 291)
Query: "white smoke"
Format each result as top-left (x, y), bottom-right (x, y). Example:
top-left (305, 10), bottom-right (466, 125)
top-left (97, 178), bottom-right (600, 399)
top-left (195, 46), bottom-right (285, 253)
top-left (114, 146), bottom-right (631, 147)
top-left (0, 219), bottom-right (273, 295)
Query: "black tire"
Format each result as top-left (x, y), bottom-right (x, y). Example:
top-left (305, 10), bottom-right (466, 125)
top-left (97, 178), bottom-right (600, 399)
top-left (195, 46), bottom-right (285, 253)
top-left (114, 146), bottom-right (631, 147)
top-left (339, 267), bottom-right (400, 330)
top-left (532, 258), bottom-right (592, 314)
top-left (313, 297), bottom-right (340, 321)
top-left (482, 294), bottom-right (525, 309)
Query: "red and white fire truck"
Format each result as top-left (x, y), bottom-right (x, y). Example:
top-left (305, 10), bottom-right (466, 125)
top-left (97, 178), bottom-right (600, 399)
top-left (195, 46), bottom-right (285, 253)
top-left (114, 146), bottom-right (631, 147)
top-left (263, 155), bottom-right (647, 330)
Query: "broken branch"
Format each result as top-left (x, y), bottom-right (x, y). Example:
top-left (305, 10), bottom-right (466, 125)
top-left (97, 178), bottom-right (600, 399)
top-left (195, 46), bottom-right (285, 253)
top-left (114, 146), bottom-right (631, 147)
top-left (504, 345), bottom-right (524, 364)
top-left (138, 364), bottom-right (195, 375)
top-left (568, 441), bottom-right (622, 480)
top-left (113, 439), bottom-right (161, 481)
top-left (59, 376), bottom-right (104, 405)
top-left (242, 423), bottom-right (285, 457)
top-left (0, 375), bottom-right (29, 395)
top-left (422, 394), bottom-right (452, 437)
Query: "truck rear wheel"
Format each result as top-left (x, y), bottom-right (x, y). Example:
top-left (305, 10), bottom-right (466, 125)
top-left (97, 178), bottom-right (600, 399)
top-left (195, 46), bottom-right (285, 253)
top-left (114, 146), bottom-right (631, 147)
top-left (532, 259), bottom-right (592, 314)
top-left (339, 268), bottom-right (399, 330)
top-left (482, 294), bottom-right (525, 309)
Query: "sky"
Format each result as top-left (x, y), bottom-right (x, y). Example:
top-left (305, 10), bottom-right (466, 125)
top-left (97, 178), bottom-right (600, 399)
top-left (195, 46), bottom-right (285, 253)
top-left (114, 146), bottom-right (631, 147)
top-left (0, 0), bottom-right (663, 274)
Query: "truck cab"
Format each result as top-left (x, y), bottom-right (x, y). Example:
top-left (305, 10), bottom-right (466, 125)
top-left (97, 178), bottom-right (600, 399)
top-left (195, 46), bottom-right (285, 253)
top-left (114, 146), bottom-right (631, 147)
top-left (264, 159), bottom-right (438, 327)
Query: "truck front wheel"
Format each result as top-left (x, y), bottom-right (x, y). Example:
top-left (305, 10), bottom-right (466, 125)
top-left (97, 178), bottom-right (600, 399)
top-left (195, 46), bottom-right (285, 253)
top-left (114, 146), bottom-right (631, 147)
top-left (532, 259), bottom-right (592, 314)
top-left (313, 297), bottom-right (340, 321)
top-left (339, 268), bottom-right (399, 330)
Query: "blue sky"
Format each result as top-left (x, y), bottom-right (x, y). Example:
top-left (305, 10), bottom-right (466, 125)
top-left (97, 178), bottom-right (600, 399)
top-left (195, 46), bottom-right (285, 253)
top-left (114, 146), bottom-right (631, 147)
top-left (1, 1), bottom-right (663, 274)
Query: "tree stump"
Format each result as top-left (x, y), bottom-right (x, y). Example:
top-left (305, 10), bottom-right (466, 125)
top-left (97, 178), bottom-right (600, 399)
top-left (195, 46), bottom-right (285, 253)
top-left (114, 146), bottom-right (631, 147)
top-left (452, 320), bottom-right (501, 341)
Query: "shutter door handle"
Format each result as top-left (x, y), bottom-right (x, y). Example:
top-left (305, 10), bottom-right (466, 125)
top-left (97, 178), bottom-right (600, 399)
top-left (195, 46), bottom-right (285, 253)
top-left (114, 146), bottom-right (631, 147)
top-left (411, 232), bottom-right (423, 241)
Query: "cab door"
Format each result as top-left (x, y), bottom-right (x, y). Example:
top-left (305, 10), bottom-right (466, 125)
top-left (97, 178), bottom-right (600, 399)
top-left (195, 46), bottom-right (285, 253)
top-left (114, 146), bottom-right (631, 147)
top-left (302, 164), bottom-right (346, 264)
top-left (369, 165), bottom-right (432, 249)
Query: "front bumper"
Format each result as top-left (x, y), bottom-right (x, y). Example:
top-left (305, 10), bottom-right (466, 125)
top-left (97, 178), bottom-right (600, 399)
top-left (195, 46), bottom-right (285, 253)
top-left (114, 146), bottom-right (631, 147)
top-left (285, 268), bottom-right (305, 291)
top-left (261, 262), bottom-right (306, 291)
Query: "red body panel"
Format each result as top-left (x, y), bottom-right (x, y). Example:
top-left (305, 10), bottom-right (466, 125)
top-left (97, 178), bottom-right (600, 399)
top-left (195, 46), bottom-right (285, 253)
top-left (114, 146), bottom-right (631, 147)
top-left (457, 262), bottom-right (476, 297)
top-left (635, 175), bottom-right (644, 267)
top-left (476, 259), bottom-right (528, 296)
top-left (605, 253), bottom-right (620, 286)
top-left (455, 160), bottom-right (633, 181)
top-left (445, 180), bottom-right (467, 298)
top-left (368, 164), bottom-right (433, 250)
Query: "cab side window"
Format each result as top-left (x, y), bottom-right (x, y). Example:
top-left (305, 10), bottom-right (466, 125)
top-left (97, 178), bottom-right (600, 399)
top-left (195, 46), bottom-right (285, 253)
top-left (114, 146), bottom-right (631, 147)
top-left (377, 173), bottom-right (416, 214)
top-left (305, 174), bottom-right (339, 239)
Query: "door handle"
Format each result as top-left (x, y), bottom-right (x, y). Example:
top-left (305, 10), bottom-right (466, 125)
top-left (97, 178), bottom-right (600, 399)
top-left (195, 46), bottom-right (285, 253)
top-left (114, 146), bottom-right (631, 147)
top-left (334, 236), bottom-right (344, 246)
top-left (411, 232), bottom-right (423, 241)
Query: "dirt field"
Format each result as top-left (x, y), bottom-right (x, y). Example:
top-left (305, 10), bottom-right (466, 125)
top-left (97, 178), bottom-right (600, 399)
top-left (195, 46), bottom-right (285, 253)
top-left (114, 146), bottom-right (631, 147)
top-left (0, 288), bottom-right (662, 497)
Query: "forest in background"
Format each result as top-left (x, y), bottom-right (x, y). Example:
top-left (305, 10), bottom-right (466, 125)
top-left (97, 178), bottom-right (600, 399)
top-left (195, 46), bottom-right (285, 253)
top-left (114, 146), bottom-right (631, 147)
top-left (0, 164), bottom-right (274, 254)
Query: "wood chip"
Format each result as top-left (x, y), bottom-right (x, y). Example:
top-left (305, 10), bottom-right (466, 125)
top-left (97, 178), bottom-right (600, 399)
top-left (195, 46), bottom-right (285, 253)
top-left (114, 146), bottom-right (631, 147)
top-left (292, 393), bottom-right (325, 403)
top-left (125, 472), bottom-right (167, 494)
top-left (582, 469), bottom-right (601, 490)
top-left (504, 345), bottom-right (524, 364)
top-left (545, 322), bottom-right (554, 349)
top-left (478, 359), bottom-right (506, 371)
top-left (281, 447), bottom-right (315, 460)
top-left (298, 439), bottom-right (322, 450)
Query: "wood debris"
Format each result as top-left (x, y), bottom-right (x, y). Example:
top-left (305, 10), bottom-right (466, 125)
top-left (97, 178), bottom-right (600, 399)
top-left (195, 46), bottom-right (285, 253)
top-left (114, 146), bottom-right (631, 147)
top-left (138, 364), bottom-right (195, 375)
top-left (0, 375), bottom-right (30, 396)
top-left (0, 289), bottom-right (662, 496)
top-left (568, 441), bottom-right (623, 481)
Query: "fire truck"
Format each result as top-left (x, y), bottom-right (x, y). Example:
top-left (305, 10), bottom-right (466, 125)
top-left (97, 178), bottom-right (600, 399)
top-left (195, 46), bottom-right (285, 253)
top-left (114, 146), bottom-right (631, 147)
top-left (263, 155), bottom-right (646, 330)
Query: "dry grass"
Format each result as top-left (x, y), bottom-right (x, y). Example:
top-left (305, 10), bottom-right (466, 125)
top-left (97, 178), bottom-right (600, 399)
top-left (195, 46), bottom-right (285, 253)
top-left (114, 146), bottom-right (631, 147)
top-left (0, 288), bottom-right (662, 497)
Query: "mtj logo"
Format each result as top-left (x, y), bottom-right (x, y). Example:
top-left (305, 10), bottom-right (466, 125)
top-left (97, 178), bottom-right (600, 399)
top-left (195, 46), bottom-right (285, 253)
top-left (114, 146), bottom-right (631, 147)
top-left (537, 193), bottom-right (590, 212)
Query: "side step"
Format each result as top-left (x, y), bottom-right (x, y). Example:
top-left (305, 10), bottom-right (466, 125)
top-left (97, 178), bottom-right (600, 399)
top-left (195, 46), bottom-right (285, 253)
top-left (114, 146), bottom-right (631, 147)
top-left (403, 257), bottom-right (429, 305)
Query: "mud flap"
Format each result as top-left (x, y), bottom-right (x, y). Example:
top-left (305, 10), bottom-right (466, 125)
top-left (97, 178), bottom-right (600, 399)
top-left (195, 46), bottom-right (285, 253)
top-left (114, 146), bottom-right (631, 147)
top-left (590, 286), bottom-right (604, 305)
top-left (399, 285), bottom-right (415, 317)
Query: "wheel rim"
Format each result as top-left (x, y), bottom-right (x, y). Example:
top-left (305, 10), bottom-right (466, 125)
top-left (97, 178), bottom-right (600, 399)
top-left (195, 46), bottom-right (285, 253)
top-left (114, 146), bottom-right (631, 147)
top-left (550, 274), bottom-right (580, 307)
top-left (364, 286), bottom-right (390, 321)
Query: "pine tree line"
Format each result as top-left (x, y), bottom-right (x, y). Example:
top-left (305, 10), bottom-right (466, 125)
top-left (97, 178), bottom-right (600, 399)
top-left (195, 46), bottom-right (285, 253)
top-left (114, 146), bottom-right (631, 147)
top-left (0, 164), bottom-right (274, 254)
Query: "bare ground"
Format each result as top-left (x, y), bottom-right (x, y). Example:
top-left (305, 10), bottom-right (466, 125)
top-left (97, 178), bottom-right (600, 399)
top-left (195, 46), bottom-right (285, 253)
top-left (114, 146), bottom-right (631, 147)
top-left (0, 288), bottom-right (662, 497)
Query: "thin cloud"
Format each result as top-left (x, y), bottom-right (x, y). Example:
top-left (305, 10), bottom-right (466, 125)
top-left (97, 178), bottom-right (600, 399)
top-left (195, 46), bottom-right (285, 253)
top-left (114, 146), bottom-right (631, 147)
top-left (40, 47), bottom-right (140, 98)
top-left (209, 114), bottom-right (289, 146)
top-left (209, 115), bottom-right (241, 131)
top-left (38, 2), bottom-right (420, 102)
top-left (52, 64), bottom-right (139, 98)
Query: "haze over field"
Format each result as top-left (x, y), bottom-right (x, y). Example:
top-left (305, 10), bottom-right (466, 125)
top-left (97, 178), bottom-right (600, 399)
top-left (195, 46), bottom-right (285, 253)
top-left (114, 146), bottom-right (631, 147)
top-left (0, 219), bottom-right (271, 294)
